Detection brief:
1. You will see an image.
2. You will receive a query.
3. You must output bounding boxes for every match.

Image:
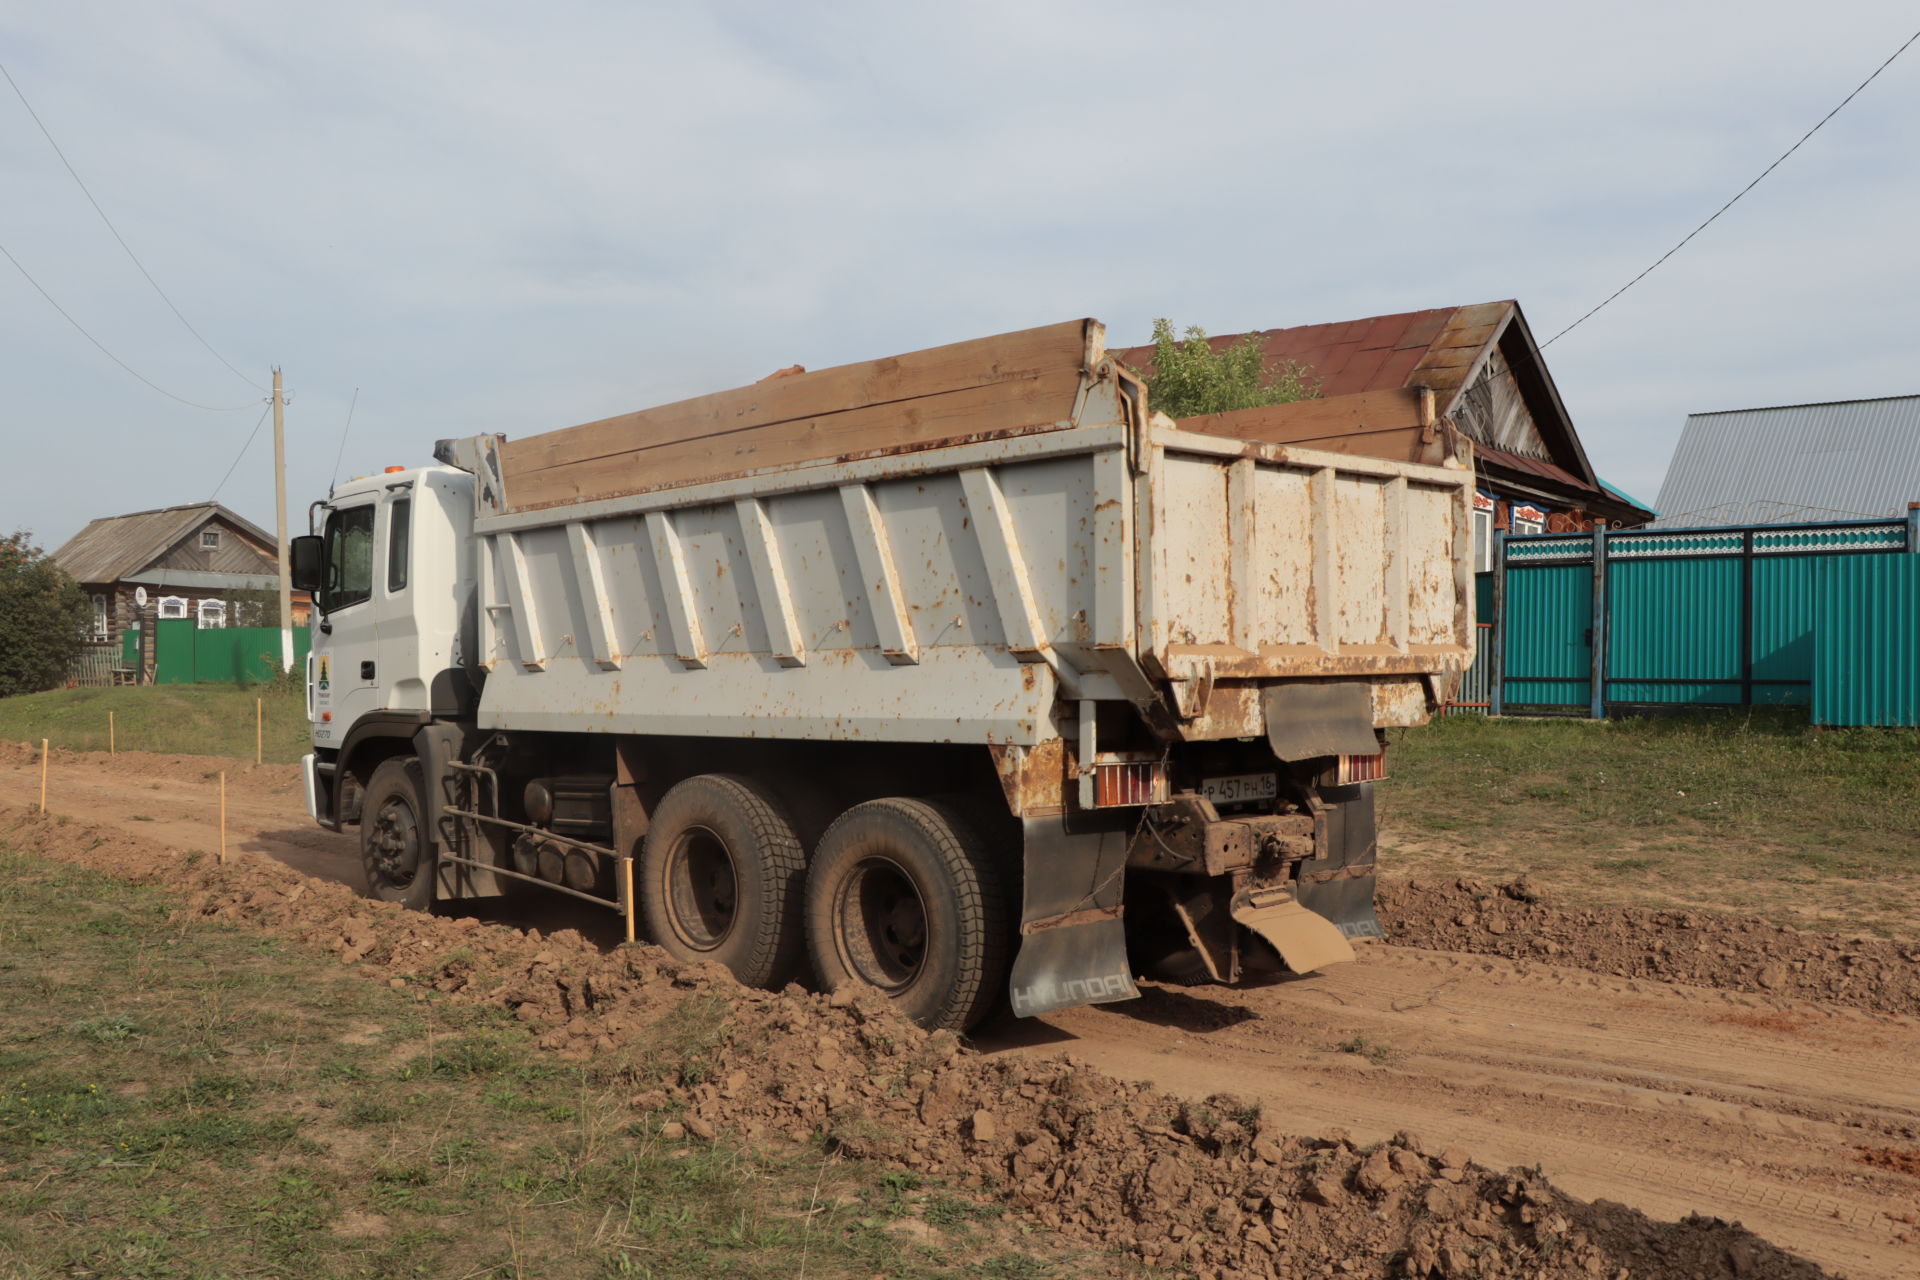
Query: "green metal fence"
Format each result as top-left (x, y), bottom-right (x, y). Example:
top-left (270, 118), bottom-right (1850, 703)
top-left (126, 621), bottom-right (311, 685)
top-left (1813, 555), bottom-right (1920, 726)
top-left (1486, 514), bottom-right (1918, 722)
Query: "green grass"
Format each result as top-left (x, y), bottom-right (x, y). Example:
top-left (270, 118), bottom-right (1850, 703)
top-left (0, 683), bottom-right (309, 763)
top-left (0, 847), bottom-right (1131, 1279)
top-left (1380, 710), bottom-right (1920, 933)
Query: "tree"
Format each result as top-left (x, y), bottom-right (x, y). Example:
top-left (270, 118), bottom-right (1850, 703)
top-left (0, 531), bottom-right (90, 697)
top-left (226, 584), bottom-right (282, 628)
top-left (1143, 318), bottom-right (1319, 420)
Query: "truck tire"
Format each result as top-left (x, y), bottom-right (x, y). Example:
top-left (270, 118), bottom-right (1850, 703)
top-left (805, 798), bottom-right (1008, 1033)
top-left (640, 774), bottom-right (807, 989)
top-left (360, 756), bottom-right (435, 911)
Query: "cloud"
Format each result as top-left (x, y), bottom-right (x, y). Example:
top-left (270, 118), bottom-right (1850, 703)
top-left (1, 0), bottom-right (1915, 539)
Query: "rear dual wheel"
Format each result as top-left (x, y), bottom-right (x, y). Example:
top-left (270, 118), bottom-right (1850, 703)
top-left (639, 774), bottom-right (808, 989)
top-left (805, 798), bottom-right (1009, 1032)
top-left (641, 780), bottom-right (1009, 1032)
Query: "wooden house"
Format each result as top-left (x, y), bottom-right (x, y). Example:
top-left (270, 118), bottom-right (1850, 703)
top-left (52, 503), bottom-right (308, 680)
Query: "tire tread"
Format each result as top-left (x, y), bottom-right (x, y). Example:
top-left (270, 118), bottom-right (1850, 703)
top-left (641, 773), bottom-right (807, 989)
top-left (808, 797), bottom-right (1009, 1032)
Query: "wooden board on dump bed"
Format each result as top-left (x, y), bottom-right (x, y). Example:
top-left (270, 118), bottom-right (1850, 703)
top-left (1173, 388), bottom-right (1464, 468)
top-left (500, 319), bottom-right (1104, 513)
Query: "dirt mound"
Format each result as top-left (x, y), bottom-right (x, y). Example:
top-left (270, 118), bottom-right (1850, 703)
top-left (1855, 1146), bottom-right (1920, 1178)
top-left (2, 808), bottom-right (1832, 1279)
top-left (1380, 875), bottom-right (1920, 1020)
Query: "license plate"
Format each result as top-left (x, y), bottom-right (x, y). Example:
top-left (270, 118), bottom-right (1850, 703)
top-left (1202, 772), bottom-right (1278, 806)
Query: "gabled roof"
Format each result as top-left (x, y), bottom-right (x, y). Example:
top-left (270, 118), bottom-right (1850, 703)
top-left (52, 503), bottom-right (274, 584)
top-left (1652, 393), bottom-right (1920, 527)
top-left (1119, 302), bottom-right (1654, 526)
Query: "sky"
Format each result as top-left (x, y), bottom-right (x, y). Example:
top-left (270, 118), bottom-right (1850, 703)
top-left (3, 1), bottom-right (1917, 549)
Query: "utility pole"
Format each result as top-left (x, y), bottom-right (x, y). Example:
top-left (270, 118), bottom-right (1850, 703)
top-left (273, 367), bottom-right (294, 672)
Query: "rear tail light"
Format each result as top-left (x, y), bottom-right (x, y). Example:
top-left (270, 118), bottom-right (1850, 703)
top-left (1090, 758), bottom-right (1170, 808)
top-left (1337, 752), bottom-right (1387, 785)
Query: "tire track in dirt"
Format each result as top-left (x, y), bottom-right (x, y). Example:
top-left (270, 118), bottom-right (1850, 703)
top-left (981, 946), bottom-right (1920, 1278)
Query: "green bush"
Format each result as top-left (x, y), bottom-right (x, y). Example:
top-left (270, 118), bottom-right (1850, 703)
top-left (1143, 317), bottom-right (1319, 419)
top-left (0, 531), bottom-right (90, 697)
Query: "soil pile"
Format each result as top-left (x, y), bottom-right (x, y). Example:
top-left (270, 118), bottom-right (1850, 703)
top-left (1380, 876), bottom-right (1920, 1020)
top-left (3, 808), bottom-right (1832, 1279)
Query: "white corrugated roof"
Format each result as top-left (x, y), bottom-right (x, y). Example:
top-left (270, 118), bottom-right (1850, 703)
top-left (1652, 394), bottom-right (1920, 528)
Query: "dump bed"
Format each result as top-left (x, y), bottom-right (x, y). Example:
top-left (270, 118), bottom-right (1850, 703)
top-left (454, 320), bottom-right (1474, 746)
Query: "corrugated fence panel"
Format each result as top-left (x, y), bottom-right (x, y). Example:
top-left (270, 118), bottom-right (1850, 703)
top-left (1814, 555), bottom-right (1920, 726)
top-left (155, 622), bottom-right (311, 685)
top-left (1605, 554), bottom-right (1742, 705)
top-left (1750, 555), bottom-right (1817, 706)
top-left (1504, 562), bottom-right (1591, 706)
top-left (155, 619), bottom-right (196, 684)
top-left (1495, 519), bottom-right (1910, 718)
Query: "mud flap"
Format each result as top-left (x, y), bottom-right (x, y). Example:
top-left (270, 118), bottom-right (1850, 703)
top-left (1296, 783), bottom-right (1384, 942)
top-left (1231, 887), bottom-right (1355, 974)
top-left (1007, 817), bottom-right (1140, 1019)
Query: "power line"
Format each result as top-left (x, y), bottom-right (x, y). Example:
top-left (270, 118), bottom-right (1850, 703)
top-left (209, 401), bottom-right (274, 501)
top-left (0, 239), bottom-right (258, 411)
top-left (1543, 26), bottom-right (1920, 348)
top-left (0, 59), bottom-right (265, 391)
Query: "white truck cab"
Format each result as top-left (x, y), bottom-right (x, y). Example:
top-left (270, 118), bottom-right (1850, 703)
top-left (301, 465), bottom-right (477, 828)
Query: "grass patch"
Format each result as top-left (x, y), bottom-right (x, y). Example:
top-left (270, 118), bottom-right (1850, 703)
top-left (0, 683), bottom-right (309, 763)
top-left (0, 846), bottom-right (1130, 1279)
top-left (1381, 710), bottom-right (1920, 934)
top-left (1332, 1035), bottom-right (1396, 1066)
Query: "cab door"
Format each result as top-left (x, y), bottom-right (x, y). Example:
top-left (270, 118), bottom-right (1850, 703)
top-left (312, 501), bottom-right (380, 747)
top-left (375, 483), bottom-right (425, 709)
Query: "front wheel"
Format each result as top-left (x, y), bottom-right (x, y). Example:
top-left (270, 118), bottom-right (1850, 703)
top-left (805, 798), bottom-right (1008, 1032)
top-left (360, 757), bottom-right (435, 911)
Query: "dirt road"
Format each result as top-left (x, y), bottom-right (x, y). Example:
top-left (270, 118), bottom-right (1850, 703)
top-left (5, 743), bottom-right (1917, 1278)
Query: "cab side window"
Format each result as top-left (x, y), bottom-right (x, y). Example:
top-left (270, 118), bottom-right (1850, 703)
top-left (323, 505), bottom-right (376, 611)
top-left (387, 498), bottom-right (411, 593)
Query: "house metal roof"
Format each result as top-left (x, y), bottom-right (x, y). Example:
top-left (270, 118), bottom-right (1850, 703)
top-left (123, 570), bottom-right (281, 591)
top-left (1116, 302), bottom-right (1655, 526)
top-left (52, 503), bottom-right (275, 584)
top-left (1652, 394), bottom-right (1920, 527)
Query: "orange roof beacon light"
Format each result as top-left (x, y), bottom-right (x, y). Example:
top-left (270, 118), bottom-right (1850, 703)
top-left (384, 465), bottom-right (406, 474)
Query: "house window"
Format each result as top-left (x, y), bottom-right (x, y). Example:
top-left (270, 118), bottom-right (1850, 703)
top-left (201, 529), bottom-right (221, 549)
top-left (1472, 491), bottom-right (1496, 572)
top-left (197, 599), bottom-right (227, 630)
top-left (1510, 504), bottom-right (1547, 538)
top-left (91, 594), bottom-right (108, 642)
top-left (158, 596), bottom-right (188, 620)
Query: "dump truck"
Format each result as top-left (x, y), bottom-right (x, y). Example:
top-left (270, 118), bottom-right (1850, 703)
top-left (293, 319), bottom-right (1475, 1030)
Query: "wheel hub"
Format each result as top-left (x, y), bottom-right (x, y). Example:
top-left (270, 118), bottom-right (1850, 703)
top-left (842, 858), bottom-right (928, 992)
top-left (666, 827), bottom-right (739, 950)
top-left (370, 798), bottom-right (419, 887)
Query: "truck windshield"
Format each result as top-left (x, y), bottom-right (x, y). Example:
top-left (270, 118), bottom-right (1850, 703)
top-left (322, 505), bottom-right (375, 612)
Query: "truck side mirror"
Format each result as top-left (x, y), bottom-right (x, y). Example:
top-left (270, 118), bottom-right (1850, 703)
top-left (290, 535), bottom-right (324, 594)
